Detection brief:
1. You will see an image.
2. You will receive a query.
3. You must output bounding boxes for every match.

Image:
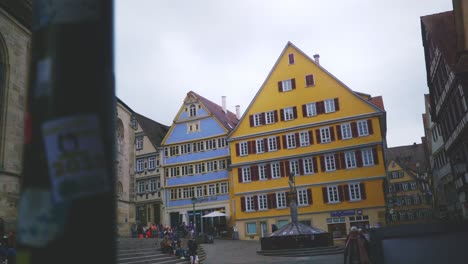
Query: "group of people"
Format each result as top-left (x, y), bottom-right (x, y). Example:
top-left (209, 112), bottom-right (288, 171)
top-left (160, 234), bottom-right (199, 263)
top-left (343, 226), bottom-right (371, 264)
top-left (133, 222), bottom-right (196, 240)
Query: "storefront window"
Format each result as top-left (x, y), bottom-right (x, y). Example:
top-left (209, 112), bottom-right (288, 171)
top-left (246, 222), bottom-right (257, 234)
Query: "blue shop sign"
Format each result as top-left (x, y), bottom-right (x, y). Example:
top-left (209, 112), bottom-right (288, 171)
top-left (330, 210), bottom-right (356, 217)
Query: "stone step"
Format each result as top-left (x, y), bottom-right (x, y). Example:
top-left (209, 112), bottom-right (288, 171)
top-left (257, 246), bottom-right (344, 257)
top-left (118, 248), bottom-right (159, 256)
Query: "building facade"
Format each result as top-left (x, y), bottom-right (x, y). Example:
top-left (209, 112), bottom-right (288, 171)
top-left (228, 42), bottom-right (387, 240)
top-left (133, 112), bottom-right (169, 226)
top-left (385, 144), bottom-right (433, 225)
top-left (421, 11), bottom-right (468, 220)
top-left (161, 92), bottom-right (238, 232)
top-left (0, 0), bottom-right (31, 230)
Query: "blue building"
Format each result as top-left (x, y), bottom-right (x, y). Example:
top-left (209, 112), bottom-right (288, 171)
top-left (161, 91), bottom-right (239, 232)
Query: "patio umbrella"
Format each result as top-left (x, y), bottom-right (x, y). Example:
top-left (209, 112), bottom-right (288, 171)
top-left (202, 211), bottom-right (226, 218)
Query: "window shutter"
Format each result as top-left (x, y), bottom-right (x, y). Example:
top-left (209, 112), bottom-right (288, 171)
top-left (235, 143), bottom-right (240, 156)
top-left (280, 109), bottom-right (285, 121)
top-left (285, 161), bottom-right (290, 176)
top-left (238, 168), bottom-right (243, 183)
top-left (360, 183), bottom-right (367, 200)
top-left (302, 104), bottom-right (307, 117)
top-left (351, 122), bottom-right (358, 137)
top-left (334, 98), bottom-right (340, 111)
top-left (259, 113), bottom-right (264, 124)
top-left (263, 139), bottom-right (268, 152)
top-left (340, 152), bottom-right (346, 169)
top-left (274, 110), bottom-right (278, 122)
top-left (299, 159), bottom-right (304, 175)
top-left (280, 161), bottom-right (286, 177)
top-left (251, 166), bottom-right (259, 181)
top-left (286, 192), bottom-right (291, 206)
top-left (293, 106), bottom-right (297, 119)
top-left (309, 130), bottom-right (314, 144)
top-left (254, 195), bottom-right (258, 210)
top-left (268, 193), bottom-right (276, 209)
top-left (330, 126), bottom-right (335, 141)
top-left (307, 189), bottom-right (313, 204)
top-left (241, 197), bottom-right (246, 212)
top-left (344, 184), bottom-right (350, 201)
top-left (282, 135), bottom-right (287, 149)
top-left (316, 130), bottom-right (321, 144)
top-left (320, 156), bottom-right (325, 172)
top-left (276, 136), bottom-right (281, 149)
top-left (373, 147), bottom-right (379, 164)
top-left (356, 150), bottom-right (363, 167)
top-left (322, 187), bottom-right (329, 203)
top-left (312, 157), bottom-right (318, 173)
top-left (335, 154), bottom-right (341, 170)
top-left (336, 125), bottom-right (342, 140)
top-left (278, 81), bottom-right (283, 92)
top-left (291, 78), bottom-right (296, 89)
top-left (266, 164), bottom-right (271, 179)
top-left (249, 141), bottom-right (256, 154)
top-left (249, 115), bottom-right (254, 127)
top-left (317, 101), bottom-right (324, 114)
top-left (368, 119), bottom-right (374, 134)
top-left (295, 133), bottom-right (300, 146)
top-left (338, 185), bottom-right (344, 201)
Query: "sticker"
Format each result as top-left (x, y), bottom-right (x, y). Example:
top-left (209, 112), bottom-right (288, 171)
top-left (42, 115), bottom-right (110, 203)
top-left (35, 58), bottom-right (51, 98)
top-left (35, 0), bottom-right (100, 29)
top-left (17, 188), bottom-right (66, 247)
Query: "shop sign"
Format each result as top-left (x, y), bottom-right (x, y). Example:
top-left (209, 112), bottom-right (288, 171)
top-left (196, 196), bottom-right (218, 203)
top-left (331, 210), bottom-right (355, 217)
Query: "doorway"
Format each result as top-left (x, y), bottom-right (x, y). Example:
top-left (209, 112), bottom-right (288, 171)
top-left (260, 222), bottom-right (267, 237)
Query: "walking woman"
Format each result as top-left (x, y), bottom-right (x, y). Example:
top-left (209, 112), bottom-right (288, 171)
top-left (344, 226), bottom-right (370, 264)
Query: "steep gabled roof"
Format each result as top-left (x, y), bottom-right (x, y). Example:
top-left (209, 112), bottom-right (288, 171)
top-left (190, 91), bottom-right (239, 131)
top-left (385, 143), bottom-right (428, 174)
top-left (229, 41), bottom-right (386, 137)
top-left (134, 112), bottom-right (170, 148)
top-left (421, 11), bottom-right (456, 68)
top-left (369, 96), bottom-right (385, 111)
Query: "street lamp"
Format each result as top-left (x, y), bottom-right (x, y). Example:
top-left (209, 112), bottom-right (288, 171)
top-left (191, 195), bottom-right (197, 232)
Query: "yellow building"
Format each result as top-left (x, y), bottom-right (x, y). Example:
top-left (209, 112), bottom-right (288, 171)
top-left (385, 144), bottom-right (433, 225)
top-left (228, 42), bottom-right (387, 240)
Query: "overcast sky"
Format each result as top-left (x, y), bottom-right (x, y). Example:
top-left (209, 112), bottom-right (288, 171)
top-left (115, 0), bottom-right (453, 148)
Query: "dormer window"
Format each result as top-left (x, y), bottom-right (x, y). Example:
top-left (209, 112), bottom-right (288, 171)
top-left (189, 104), bottom-right (197, 117)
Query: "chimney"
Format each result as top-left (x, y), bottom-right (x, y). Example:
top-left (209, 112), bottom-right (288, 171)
top-left (222, 96), bottom-right (227, 114)
top-left (313, 54), bottom-right (320, 65)
top-left (235, 105), bottom-right (240, 119)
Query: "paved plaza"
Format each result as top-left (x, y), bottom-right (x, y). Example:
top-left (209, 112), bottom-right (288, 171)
top-left (202, 239), bottom-right (343, 264)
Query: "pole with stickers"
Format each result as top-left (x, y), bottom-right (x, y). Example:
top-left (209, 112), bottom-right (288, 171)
top-left (16, 1), bottom-right (116, 264)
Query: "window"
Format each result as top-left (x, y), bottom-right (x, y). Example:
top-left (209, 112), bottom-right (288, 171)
top-left (181, 143), bottom-right (192, 154)
top-left (239, 141), bottom-right (248, 156)
top-left (265, 111), bottom-right (276, 124)
top-left (320, 127), bottom-right (331, 143)
top-left (402, 183), bottom-right (409, 191)
top-left (138, 181), bottom-right (145, 193)
top-left (170, 146), bottom-right (179, 156)
top-left (220, 182), bottom-right (228, 193)
top-left (286, 134), bottom-right (296, 149)
top-left (288, 53), bottom-right (295, 64)
top-left (242, 167), bottom-right (251, 182)
top-left (218, 138), bottom-right (227, 148)
top-left (206, 161), bottom-right (217, 172)
top-left (149, 179), bottom-right (157, 191)
top-left (399, 212), bottom-right (407, 221)
top-left (268, 137), bottom-right (278, 151)
top-left (277, 220), bottom-right (289, 228)
top-left (271, 162), bottom-right (281, 178)
top-left (253, 113), bottom-right (263, 126)
top-left (136, 137), bottom-right (143, 150)
top-left (413, 195), bottom-right (420, 204)
top-left (341, 123), bottom-right (352, 139)
top-left (303, 158), bottom-right (315, 174)
top-left (362, 148), bottom-right (374, 166)
top-left (297, 189), bottom-right (308, 206)
top-left (196, 186), bottom-right (203, 197)
top-left (305, 74), bottom-right (315, 86)
top-left (246, 222), bottom-right (257, 234)
top-left (324, 99), bottom-right (335, 113)
top-left (349, 183), bottom-right (361, 201)
top-left (327, 186), bottom-right (339, 203)
top-left (194, 163), bottom-right (205, 174)
top-left (170, 167), bottom-right (180, 177)
top-left (148, 156), bottom-right (156, 170)
top-left (410, 182), bottom-right (417, 190)
top-left (256, 139), bottom-right (265, 153)
top-left (219, 159), bottom-right (227, 170)
top-left (345, 151), bottom-right (357, 169)
top-left (208, 184), bottom-right (216, 196)
top-left (408, 212), bottom-right (415, 220)
top-left (299, 131), bottom-right (310, 146)
top-left (357, 120), bottom-right (369, 136)
top-left (258, 164), bottom-right (267, 180)
top-left (283, 107), bottom-right (294, 121)
top-left (305, 103), bottom-right (317, 117)
top-left (289, 160), bottom-right (300, 176)
top-left (276, 192), bottom-right (287, 208)
top-left (136, 158), bottom-right (144, 172)
top-left (245, 196), bottom-right (255, 211)
top-left (189, 104), bottom-right (197, 117)
top-left (325, 154), bottom-right (336, 171)
top-left (205, 139), bottom-right (216, 150)
top-left (258, 194), bottom-right (268, 210)
top-left (281, 79), bottom-right (293, 92)
top-left (131, 115), bottom-right (138, 129)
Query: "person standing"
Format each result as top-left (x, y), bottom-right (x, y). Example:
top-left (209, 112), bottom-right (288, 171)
top-left (344, 226), bottom-right (370, 264)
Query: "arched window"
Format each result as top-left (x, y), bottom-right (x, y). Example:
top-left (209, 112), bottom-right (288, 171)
top-left (116, 181), bottom-right (123, 198)
top-left (0, 34), bottom-right (7, 166)
top-left (116, 118), bottom-right (124, 154)
top-left (189, 104), bottom-right (197, 117)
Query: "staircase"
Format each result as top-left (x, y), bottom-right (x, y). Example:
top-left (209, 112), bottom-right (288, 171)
top-left (117, 238), bottom-right (186, 264)
top-left (257, 245), bottom-right (345, 257)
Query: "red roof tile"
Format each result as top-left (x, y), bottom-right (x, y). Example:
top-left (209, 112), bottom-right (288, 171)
top-left (189, 91), bottom-right (239, 131)
top-left (369, 96), bottom-right (385, 110)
